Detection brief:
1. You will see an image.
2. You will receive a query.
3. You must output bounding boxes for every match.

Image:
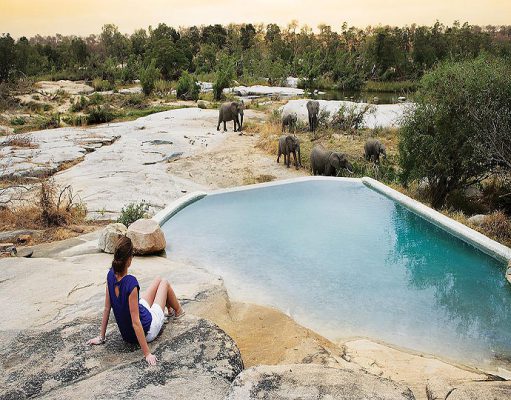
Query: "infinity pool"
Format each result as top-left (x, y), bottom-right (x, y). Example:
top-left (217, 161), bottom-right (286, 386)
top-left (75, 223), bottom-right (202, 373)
top-left (162, 180), bottom-right (511, 368)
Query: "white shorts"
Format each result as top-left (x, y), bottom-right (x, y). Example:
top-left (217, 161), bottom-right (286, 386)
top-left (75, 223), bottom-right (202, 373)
top-left (139, 299), bottom-right (165, 342)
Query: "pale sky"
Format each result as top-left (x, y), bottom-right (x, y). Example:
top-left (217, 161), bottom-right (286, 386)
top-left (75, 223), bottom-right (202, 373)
top-left (1, 0), bottom-right (510, 37)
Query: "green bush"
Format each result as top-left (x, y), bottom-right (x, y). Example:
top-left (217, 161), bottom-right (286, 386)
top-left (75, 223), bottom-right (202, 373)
top-left (213, 68), bottom-right (233, 101)
top-left (399, 56), bottom-right (511, 209)
top-left (87, 106), bottom-right (114, 124)
top-left (176, 72), bottom-right (200, 101)
top-left (121, 93), bottom-right (146, 108)
top-left (10, 116), bottom-right (26, 125)
top-left (117, 201), bottom-right (149, 227)
top-left (92, 78), bottom-right (114, 92)
top-left (36, 113), bottom-right (60, 130)
top-left (153, 79), bottom-right (173, 96)
top-left (140, 60), bottom-right (160, 96)
top-left (70, 96), bottom-right (89, 112)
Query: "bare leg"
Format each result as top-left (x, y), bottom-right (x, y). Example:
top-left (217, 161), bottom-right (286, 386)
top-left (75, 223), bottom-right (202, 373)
top-left (153, 279), bottom-right (183, 316)
top-left (141, 276), bottom-right (162, 306)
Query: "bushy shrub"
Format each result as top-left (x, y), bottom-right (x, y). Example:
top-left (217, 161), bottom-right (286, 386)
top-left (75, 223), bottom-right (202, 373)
top-left (87, 106), bottom-right (114, 124)
top-left (140, 60), bottom-right (160, 96)
top-left (176, 72), bottom-right (200, 101)
top-left (399, 56), bottom-right (511, 209)
top-left (70, 96), bottom-right (89, 112)
top-left (153, 79), bottom-right (173, 96)
top-left (117, 201), bottom-right (149, 227)
top-left (92, 78), bottom-right (114, 92)
top-left (331, 103), bottom-right (374, 132)
top-left (213, 68), bottom-right (233, 101)
top-left (121, 93), bottom-right (146, 108)
top-left (10, 116), bottom-right (26, 126)
top-left (36, 113), bottom-right (60, 130)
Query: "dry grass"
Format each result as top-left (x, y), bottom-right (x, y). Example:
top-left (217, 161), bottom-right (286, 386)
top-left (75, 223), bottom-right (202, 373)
top-left (253, 118), bottom-right (400, 178)
top-left (1, 134), bottom-right (37, 149)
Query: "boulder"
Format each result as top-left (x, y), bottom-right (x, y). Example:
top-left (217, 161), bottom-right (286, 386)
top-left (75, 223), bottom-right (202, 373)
top-left (97, 223), bottom-right (127, 254)
top-left (468, 214), bottom-right (486, 226)
top-left (225, 364), bottom-right (416, 400)
top-left (0, 315), bottom-right (244, 399)
top-left (127, 218), bottom-right (166, 255)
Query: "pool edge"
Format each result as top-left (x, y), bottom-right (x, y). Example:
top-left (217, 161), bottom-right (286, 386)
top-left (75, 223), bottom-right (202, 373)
top-left (362, 177), bottom-right (511, 263)
top-left (152, 191), bottom-right (208, 226)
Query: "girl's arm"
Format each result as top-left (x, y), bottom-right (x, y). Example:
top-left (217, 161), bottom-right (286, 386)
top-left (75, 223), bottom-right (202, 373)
top-left (129, 288), bottom-right (157, 365)
top-left (88, 284), bottom-right (111, 345)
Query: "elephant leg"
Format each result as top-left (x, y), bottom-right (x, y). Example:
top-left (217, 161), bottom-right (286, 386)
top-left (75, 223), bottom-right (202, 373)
top-left (223, 121), bottom-right (227, 132)
top-left (292, 151), bottom-right (297, 169)
top-left (277, 149), bottom-right (281, 163)
top-left (233, 116), bottom-right (239, 132)
top-left (286, 153), bottom-right (290, 168)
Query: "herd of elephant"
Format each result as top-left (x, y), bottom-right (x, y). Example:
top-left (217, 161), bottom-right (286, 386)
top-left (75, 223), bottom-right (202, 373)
top-left (216, 100), bottom-right (386, 177)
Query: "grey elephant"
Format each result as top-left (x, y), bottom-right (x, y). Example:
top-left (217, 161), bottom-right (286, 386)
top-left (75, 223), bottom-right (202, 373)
top-left (277, 135), bottom-right (302, 169)
top-left (306, 100), bottom-right (320, 132)
top-left (282, 113), bottom-right (297, 133)
top-left (364, 139), bottom-right (387, 163)
top-left (310, 145), bottom-right (353, 176)
top-left (217, 101), bottom-right (244, 132)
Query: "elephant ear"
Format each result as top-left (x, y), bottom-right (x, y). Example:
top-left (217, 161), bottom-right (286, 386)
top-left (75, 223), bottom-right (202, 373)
top-left (230, 103), bottom-right (238, 114)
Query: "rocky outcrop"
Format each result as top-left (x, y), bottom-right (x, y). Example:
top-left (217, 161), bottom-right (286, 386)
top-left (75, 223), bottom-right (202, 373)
top-left (0, 315), bottom-right (243, 400)
top-left (127, 219), bottom-right (166, 255)
top-left (225, 364), bottom-right (416, 400)
top-left (426, 379), bottom-right (511, 400)
top-left (97, 223), bottom-right (128, 253)
top-left (468, 214), bottom-right (486, 226)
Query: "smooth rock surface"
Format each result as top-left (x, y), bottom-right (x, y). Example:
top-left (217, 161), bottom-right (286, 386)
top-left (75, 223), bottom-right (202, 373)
top-left (225, 364), bottom-right (415, 400)
top-left (97, 223), bottom-right (127, 253)
top-left (127, 218), bottom-right (166, 255)
top-left (35, 80), bottom-right (94, 95)
top-left (426, 379), bottom-right (511, 400)
top-left (0, 315), bottom-right (243, 400)
top-left (468, 214), bottom-right (487, 226)
top-left (226, 85), bottom-right (304, 97)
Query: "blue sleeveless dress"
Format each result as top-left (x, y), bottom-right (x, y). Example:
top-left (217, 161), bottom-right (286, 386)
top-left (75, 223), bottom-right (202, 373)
top-left (107, 268), bottom-right (152, 343)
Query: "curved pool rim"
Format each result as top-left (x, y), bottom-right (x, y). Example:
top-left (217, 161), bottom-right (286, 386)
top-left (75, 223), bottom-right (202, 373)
top-left (153, 176), bottom-right (511, 268)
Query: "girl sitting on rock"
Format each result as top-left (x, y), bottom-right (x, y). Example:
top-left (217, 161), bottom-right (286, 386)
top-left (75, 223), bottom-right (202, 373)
top-left (88, 236), bottom-right (185, 365)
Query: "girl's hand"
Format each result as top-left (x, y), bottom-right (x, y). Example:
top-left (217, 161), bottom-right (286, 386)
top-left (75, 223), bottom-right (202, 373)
top-left (145, 353), bottom-right (157, 365)
top-left (87, 336), bottom-right (105, 345)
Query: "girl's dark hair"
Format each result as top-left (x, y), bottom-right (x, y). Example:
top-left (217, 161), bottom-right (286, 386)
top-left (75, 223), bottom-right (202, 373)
top-left (112, 236), bottom-right (133, 273)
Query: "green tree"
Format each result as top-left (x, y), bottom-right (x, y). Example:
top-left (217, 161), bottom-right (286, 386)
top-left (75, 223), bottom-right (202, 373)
top-left (176, 71), bottom-right (199, 101)
top-left (399, 56), bottom-right (509, 208)
top-left (0, 34), bottom-right (16, 81)
top-left (139, 60), bottom-right (160, 95)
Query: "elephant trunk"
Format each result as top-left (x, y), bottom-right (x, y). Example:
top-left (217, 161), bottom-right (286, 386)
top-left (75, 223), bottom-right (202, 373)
top-left (239, 112), bottom-right (244, 131)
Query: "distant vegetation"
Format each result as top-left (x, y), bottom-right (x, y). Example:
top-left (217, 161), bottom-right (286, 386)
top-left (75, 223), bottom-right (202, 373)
top-left (0, 21), bottom-right (510, 93)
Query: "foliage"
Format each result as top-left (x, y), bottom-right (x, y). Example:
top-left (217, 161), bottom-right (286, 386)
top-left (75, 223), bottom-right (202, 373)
top-left (213, 63), bottom-right (234, 101)
top-left (176, 71), bottom-right (200, 101)
top-left (92, 78), bottom-right (113, 92)
top-left (398, 56), bottom-right (510, 209)
top-left (117, 201), bottom-right (149, 227)
top-left (331, 103), bottom-right (375, 132)
top-left (10, 116), bottom-right (26, 126)
top-left (86, 106), bottom-right (114, 124)
top-left (139, 60), bottom-right (160, 95)
top-left (70, 95), bottom-right (89, 112)
top-left (153, 79), bottom-right (173, 96)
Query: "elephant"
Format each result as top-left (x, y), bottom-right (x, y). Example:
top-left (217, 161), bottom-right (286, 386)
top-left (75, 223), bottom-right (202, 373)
top-left (310, 145), bottom-right (353, 176)
top-left (277, 135), bottom-right (302, 169)
top-left (282, 113), bottom-right (297, 133)
top-left (217, 101), bottom-right (244, 132)
top-left (306, 100), bottom-right (320, 132)
top-left (364, 139), bottom-right (387, 163)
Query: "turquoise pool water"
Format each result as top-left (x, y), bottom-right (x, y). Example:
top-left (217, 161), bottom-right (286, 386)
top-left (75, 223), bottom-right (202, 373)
top-left (162, 180), bottom-right (511, 367)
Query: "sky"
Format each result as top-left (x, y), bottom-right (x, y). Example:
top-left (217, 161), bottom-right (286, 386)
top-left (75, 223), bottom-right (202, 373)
top-left (1, 0), bottom-right (510, 37)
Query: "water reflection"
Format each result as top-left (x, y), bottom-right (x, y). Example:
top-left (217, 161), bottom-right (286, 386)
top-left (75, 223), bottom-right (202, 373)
top-left (389, 205), bottom-right (511, 361)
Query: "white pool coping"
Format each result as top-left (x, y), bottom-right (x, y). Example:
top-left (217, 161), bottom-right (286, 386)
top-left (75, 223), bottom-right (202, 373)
top-left (153, 176), bottom-right (511, 266)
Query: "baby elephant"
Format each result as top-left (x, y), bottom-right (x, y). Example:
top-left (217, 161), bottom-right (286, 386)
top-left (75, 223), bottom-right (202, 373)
top-left (310, 145), bottom-right (353, 176)
top-left (277, 135), bottom-right (302, 169)
top-left (364, 139), bottom-right (387, 163)
top-left (282, 113), bottom-right (297, 133)
top-left (217, 101), bottom-right (244, 132)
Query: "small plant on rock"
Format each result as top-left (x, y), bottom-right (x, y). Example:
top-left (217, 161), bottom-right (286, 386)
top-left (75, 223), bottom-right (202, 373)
top-left (117, 201), bottom-right (149, 227)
